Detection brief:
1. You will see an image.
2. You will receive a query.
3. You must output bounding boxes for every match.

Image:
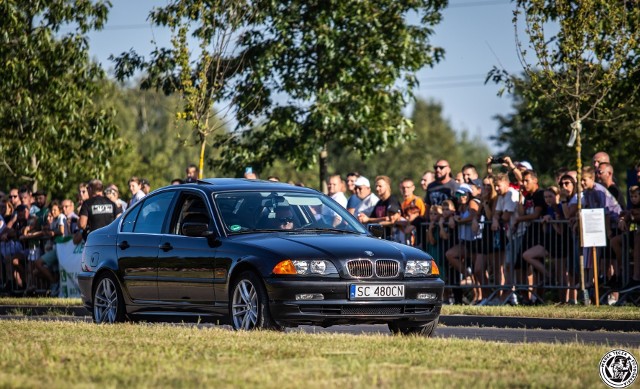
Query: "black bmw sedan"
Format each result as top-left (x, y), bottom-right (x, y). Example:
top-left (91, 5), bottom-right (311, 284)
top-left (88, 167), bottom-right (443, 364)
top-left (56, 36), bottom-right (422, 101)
top-left (78, 179), bottom-right (444, 336)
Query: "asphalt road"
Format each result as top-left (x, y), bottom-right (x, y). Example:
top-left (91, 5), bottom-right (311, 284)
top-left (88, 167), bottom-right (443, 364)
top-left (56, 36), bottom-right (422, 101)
top-left (4, 316), bottom-right (639, 347)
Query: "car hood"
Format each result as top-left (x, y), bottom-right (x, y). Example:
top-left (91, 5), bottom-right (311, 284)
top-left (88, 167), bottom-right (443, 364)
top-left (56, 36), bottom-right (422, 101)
top-left (230, 233), bottom-right (429, 261)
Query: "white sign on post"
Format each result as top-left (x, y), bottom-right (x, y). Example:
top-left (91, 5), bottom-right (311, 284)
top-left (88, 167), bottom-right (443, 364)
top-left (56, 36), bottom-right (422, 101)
top-left (580, 208), bottom-right (607, 247)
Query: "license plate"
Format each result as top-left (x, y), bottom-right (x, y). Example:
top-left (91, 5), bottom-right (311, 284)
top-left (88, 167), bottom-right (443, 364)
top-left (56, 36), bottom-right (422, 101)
top-left (349, 284), bottom-right (404, 299)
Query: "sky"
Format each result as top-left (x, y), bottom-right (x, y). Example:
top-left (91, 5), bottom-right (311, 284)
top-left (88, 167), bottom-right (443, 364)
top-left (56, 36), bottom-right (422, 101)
top-left (87, 0), bottom-right (521, 152)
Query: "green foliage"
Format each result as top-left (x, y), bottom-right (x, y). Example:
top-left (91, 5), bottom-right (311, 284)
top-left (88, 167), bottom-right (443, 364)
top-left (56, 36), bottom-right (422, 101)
top-left (214, 0), bottom-right (448, 180)
top-left (98, 82), bottom-right (207, 201)
top-left (112, 0), bottom-right (243, 178)
top-left (260, 98), bottom-right (491, 194)
top-left (0, 0), bottom-right (121, 196)
top-left (492, 74), bottom-right (640, 183)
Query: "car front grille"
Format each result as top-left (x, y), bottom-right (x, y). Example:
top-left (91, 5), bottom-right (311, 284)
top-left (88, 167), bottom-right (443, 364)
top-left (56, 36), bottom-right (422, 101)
top-left (346, 259), bottom-right (400, 278)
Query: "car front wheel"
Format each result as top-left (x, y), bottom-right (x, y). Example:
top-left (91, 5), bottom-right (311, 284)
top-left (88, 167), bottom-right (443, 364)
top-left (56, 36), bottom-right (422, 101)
top-left (230, 271), bottom-right (282, 331)
top-left (92, 273), bottom-right (126, 324)
top-left (388, 318), bottom-right (439, 337)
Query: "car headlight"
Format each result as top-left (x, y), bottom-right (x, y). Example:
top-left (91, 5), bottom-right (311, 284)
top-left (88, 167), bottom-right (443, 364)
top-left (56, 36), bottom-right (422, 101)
top-left (405, 260), bottom-right (439, 277)
top-left (273, 259), bottom-right (338, 275)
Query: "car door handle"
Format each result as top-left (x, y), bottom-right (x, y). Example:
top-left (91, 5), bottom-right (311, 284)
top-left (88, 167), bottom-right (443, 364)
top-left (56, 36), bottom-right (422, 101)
top-left (118, 241), bottom-right (130, 250)
top-left (159, 242), bottom-right (173, 252)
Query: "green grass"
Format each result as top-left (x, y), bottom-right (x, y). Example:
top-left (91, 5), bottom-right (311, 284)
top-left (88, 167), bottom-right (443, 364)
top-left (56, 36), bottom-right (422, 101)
top-left (1, 297), bottom-right (638, 320)
top-left (442, 305), bottom-right (640, 320)
top-left (0, 320), bottom-right (636, 388)
top-left (0, 297), bottom-right (82, 306)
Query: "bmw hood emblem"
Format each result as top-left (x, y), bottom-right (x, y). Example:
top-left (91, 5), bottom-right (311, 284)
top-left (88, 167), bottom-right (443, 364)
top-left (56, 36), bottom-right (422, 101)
top-left (364, 250), bottom-right (374, 257)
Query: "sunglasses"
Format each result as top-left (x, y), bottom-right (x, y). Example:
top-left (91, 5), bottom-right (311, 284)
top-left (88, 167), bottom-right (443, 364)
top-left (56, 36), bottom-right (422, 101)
top-left (9, 195), bottom-right (18, 198)
top-left (433, 165), bottom-right (448, 170)
top-left (279, 217), bottom-right (293, 224)
top-left (596, 170), bottom-right (605, 175)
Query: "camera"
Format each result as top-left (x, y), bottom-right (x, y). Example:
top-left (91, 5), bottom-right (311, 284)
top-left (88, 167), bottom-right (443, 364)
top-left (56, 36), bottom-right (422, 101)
top-left (491, 156), bottom-right (505, 164)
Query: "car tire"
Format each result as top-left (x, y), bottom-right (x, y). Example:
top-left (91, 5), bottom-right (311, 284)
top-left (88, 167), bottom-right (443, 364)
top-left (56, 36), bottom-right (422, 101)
top-left (230, 271), bottom-right (283, 331)
top-left (388, 318), bottom-right (439, 337)
top-left (92, 273), bottom-right (126, 324)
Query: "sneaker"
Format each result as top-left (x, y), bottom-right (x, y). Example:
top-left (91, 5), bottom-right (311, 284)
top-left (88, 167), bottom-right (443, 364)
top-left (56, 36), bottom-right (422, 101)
top-left (507, 293), bottom-right (518, 306)
top-left (607, 294), bottom-right (618, 306)
top-left (49, 282), bottom-right (60, 297)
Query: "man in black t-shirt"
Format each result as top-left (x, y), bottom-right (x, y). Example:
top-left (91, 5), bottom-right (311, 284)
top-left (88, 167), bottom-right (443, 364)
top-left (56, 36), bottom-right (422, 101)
top-left (77, 179), bottom-right (118, 242)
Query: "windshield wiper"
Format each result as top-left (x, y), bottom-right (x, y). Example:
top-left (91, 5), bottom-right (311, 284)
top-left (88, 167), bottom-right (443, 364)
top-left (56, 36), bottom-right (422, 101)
top-left (293, 227), bottom-right (360, 234)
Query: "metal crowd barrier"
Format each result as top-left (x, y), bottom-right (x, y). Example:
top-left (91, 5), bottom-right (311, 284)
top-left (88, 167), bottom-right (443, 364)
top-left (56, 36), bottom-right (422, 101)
top-left (384, 219), bottom-right (638, 306)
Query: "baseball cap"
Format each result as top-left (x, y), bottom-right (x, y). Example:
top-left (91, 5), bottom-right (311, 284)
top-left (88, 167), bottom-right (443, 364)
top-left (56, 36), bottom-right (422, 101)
top-left (468, 178), bottom-right (483, 187)
top-left (516, 161), bottom-right (533, 170)
top-left (387, 202), bottom-right (401, 215)
top-left (354, 176), bottom-right (370, 187)
top-left (456, 183), bottom-right (472, 195)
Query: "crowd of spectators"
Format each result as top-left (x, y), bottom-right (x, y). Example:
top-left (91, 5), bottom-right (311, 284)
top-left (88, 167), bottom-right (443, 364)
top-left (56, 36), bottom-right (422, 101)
top-left (2, 156), bottom-right (639, 306)
top-left (311, 152), bottom-right (640, 306)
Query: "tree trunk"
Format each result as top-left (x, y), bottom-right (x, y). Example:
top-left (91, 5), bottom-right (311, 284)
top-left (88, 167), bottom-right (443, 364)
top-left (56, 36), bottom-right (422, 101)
top-left (319, 147), bottom-right (328, 193)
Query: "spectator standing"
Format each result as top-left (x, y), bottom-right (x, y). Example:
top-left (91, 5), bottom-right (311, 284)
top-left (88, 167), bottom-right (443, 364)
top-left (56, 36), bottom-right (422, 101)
top-left (581, 166), bottom-right (622, 290)
top-left (327, 174), bottom-right (348, 208)
top-left (352, 176), bottom-right (379, 218)
top-left (77, 180), bottom-right (118, 243)
top-left (492, 173), bottom-right (521, 304)
top-left (77, 182), bottom-right (90, 215)
top-left (358, 176), bottom-right (401, 239)
top-left (425, 159), bottom-right (459, 216)
top-left (141, 178), bottom-right (151, 195)
top-left (461, 164), bottom-right (479, 184)
top-left (346, 172), bottom-right (362, 215)
top-left (105, 184), bottom-right (128, 215)
top-left (597, 162), bottom-right (626, 209)
top-left (185, 163), bottom-right (199, 183)
top-left (592, 151), bottom-right (610, 171)
top-left (611, 185), bottom-right (640, 289)
top-left (34, 201), bottom-right (67, 295)
top-left (61, 199), bottom-right (79, 235)
top-left (128, 176), bottom-right (146, 207)
top-left (19, 187), bottom-right (39, 216)
top-left (399, 178), bottom-right (426, 217)
top-left (420, 170), bottom-right (435, 194)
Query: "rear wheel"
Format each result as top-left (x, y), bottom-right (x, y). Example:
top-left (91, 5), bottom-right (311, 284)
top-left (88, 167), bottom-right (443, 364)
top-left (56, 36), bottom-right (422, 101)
top-left (388, 318), bottom-right (439, 337)
top-left (230, 271), bottom-right (283, 331)
top-left (92, 273), bottom-right (126, 324)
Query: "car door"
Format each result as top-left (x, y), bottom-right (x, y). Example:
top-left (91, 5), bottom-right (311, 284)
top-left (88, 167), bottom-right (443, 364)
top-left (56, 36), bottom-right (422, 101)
top-left (117, 191), bottom-right (175, 302)
top-left (156, 190), bottom-right (217, 308)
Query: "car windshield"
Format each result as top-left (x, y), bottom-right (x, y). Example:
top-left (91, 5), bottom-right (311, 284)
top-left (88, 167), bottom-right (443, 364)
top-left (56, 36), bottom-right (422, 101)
top-left (214, 191), bottom-right (367, 234)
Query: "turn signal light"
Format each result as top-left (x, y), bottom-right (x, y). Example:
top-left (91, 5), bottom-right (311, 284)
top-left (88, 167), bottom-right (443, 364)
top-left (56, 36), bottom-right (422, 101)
top-left (273, 259), bottom-right (297, 275)
top-left (431, 261), bottom-right (440, 276)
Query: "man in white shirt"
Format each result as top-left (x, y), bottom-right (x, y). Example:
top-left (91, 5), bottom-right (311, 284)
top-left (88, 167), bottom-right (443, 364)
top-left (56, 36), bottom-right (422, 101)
top-left (353, 176), bottom-right (379, 218)
top-left (327, 174), bottom-right (348, 208)
top-left (491, 173), bottom-right (522, 304)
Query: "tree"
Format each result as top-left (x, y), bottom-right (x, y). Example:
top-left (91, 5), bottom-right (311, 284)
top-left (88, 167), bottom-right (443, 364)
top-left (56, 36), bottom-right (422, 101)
top-left (0, 0), bottom-right (121, 193)
top-left (492, 74), bottom-right (640, 184)
top-left (260, 98), bottom-right (491, 194)
top-left (492, 0), bottom-right (640, 304)
top-left (113, 0), bottom-right (247, 179)
top-left (215, 0), bottom-right (447, 188)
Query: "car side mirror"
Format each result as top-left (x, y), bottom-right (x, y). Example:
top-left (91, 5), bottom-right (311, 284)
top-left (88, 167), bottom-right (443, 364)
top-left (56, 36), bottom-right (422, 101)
top-left (367, 223), bottom-right (384, 238)
top-left (182, 222), bottom-right (210, 237)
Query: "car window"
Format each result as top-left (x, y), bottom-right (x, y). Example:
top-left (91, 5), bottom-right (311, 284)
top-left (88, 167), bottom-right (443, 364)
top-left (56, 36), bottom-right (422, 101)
top-left (133, 192), bottom-right (175, 234)
top-left (170, 193), bottom-right (211, 236)
top-left (121, 204), bottom-right (141, 233)
top-left (214, 191), bottom-right (367, 234)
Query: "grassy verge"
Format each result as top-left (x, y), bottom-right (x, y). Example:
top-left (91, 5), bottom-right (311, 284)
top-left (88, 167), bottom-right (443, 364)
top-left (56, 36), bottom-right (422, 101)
top-left (0, 297), bottom-right (82, 306)
top-left (0, 297), bottom-right (638, 320)
top-left (0, 320), bottom-right (636, 388)
top-left (442, 305), bottom-right (640, 320)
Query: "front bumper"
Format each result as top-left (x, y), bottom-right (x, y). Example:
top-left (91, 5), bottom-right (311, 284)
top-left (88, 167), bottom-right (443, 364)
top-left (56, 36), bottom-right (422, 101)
top-left (264, 277), bottom-right (444, 326)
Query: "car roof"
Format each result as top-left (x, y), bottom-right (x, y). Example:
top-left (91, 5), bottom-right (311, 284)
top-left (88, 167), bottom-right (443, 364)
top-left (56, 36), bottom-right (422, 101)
top-left (176, 178), bottom-right (319, 194)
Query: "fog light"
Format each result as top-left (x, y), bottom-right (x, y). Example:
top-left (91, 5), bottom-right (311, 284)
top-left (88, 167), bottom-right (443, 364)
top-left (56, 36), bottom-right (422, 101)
top-left (295, 293), bottom-right (324, 301)
top-left (417, 293), bottom-right (437, 300)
